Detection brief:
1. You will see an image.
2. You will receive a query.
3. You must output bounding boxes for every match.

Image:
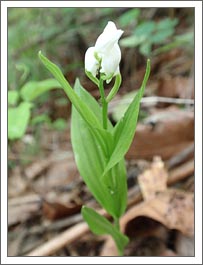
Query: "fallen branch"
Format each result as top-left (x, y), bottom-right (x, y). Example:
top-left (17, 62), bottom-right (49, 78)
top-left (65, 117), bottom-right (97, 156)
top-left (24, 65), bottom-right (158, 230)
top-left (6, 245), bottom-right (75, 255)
top-left (27, 209), bottom-right (106, 256)
top-left (166, 143), bottom-right (194, 169)
top-left (27, 222), bottom-right (89, 256)
top-left (167, 159), bottom-right (194, 185)
top-left (108, 96), bottom-right (194, 112)
top-left (141, 96), bottom-right (194, 106)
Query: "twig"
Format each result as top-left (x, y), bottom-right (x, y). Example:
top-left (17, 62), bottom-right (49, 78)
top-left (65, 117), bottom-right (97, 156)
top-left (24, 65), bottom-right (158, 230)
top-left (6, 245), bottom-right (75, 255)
top-left (26, 213), bottom-right (83, 235)
top-left (166, 143), bottom-right (194, 169)
top-left (26, 209), bottom-right (106, 256)
top-left (167, 159), bottom-right (194, 185)
top-left (127, 185), bottom-right (142, 207)
top-left (141, 96), bottom-right (194, 105)
top-left (8, 194), bottom-right (41, 207)
top-left (27, 222), bottom-right (89, 256)
top-left (108, 96), bottom-right (194, 112)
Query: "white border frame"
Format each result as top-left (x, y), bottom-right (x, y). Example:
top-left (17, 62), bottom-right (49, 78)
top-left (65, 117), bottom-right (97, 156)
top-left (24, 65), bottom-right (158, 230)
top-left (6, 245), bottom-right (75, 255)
top-left (1, 1), bottom-right (202, 264)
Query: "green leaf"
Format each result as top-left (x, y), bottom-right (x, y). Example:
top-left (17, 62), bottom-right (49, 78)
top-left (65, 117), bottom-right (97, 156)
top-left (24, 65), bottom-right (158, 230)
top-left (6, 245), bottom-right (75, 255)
top-left (103, 60), bottom-right (150, 175)
top-left (175, 31), bottom-right (194, 44)
top-left (16, 63), bottom-right (30, 84)
top-left (156, 18), bottom-right (178, 30)
top-left (52, 118), bottom-right (67, 131)
top-left (134, 21), bottom-right (156, 37)
top-left (20, 78), bottom-right (61, 101)
top-left (150, 28), bottom-right (174, 44)
top-left (82, 206), bottom-right (129, 255)
top-left (120, 34), bottom-right (146, 48)
top-left (120, 21), bottom-right (155, 49)
top-left (8, 102), bottom-right (32, 140)
top-left (139, 42), bottom-right (152, 56)
top-left (71, 80), bottom-right (127, 218)
top-left (31, 113), bottom-right (51, 126)
top-left (38, 51), bottom-right (102, 130)
top-left (152, 31), bottom-right (194, 55)
top-left (8, 91), bottom-right (19, 106)
top-left (119, 8), bottom-right (140, 27)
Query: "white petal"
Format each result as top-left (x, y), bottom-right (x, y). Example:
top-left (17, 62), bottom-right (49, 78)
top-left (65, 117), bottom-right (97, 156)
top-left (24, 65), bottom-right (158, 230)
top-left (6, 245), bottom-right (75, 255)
top-left (100, 43), bottom-right (121, 82)
top-left (103, 21), bottom-right (117, 33)
top-left (84, 47), bottom-right (99, 77)
top-left (95, 21), bottom-right (123, 54)
top-left (114, 66), bottom-right (120, 76)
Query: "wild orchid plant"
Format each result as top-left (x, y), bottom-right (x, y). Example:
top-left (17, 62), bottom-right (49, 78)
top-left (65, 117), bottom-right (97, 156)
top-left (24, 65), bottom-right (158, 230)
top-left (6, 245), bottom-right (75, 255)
top-left (39, 21), bottom-right (150, 255)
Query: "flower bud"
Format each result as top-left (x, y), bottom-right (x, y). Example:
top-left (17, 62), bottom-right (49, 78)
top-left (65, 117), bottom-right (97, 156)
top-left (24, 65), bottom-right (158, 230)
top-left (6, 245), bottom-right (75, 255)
top-left (85, 21), bottom-right (123, 83)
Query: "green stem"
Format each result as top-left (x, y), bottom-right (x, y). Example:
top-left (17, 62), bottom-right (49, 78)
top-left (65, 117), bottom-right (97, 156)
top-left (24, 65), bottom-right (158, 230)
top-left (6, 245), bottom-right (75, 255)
top-left (106, 74), bottom-right (122, 103)
top-left (85, 70), bottom-right (99, 86)
top-left (99, 78), bottom-right (108, 129)
top-left (102, 100), bottom-right (108, 130)
top-left (114, 217), bottom-right (120, 231)
top-left (114, 217), bottom-right (123, 256)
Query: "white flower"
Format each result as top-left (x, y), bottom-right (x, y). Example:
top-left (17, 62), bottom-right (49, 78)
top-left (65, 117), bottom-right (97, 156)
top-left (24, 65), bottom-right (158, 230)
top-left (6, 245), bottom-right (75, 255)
top-left (84, 47), bottom-right (99, 77)
top-left (85, 21), bottom-right (123, 83)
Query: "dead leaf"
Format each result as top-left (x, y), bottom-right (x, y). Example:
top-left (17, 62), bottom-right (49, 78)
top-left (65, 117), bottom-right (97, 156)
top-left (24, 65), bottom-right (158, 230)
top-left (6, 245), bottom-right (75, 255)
top-left (121, 188), bottom-right (194, 237)
top-left (132, 158), bottom-right (193, 236)
top-left (101, 188), bottom-right (193, 256)
top-left (101, 156), bottom-right (194, 256)
top-left (157, 76), bottom-right (194, 99)
top-left (126, 108), bottom-right (194, 160)
top-left (138, 157), bottom-right (167, 200)
top-left (42, 200), bottom-right (82, 220)
top-left (43, 156), bottom-right (78, 189)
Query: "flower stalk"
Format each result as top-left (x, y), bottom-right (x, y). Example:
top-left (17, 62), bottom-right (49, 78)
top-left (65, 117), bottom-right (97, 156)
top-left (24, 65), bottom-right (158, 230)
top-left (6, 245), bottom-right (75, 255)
top-left (39, 20), bottom-right (150, 256)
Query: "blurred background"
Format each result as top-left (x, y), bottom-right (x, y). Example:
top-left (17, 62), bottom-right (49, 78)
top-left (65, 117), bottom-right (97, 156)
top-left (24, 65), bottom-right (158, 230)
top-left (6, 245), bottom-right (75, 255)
top-left (8, 7), bottom-right (194, 256)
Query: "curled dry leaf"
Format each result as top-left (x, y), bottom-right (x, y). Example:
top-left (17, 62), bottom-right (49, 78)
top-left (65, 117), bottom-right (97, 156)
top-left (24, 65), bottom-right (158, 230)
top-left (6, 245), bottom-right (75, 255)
top-left (101, 158), bottom-right (194, 256)
top-left (124, 157), bottom-right (194, 236)
top-left (121, 189), bottom-right (194, 236)
top-left (138, 157), bottom-right (167, 200)
top-left (101, 190), bottom-right (194, 256)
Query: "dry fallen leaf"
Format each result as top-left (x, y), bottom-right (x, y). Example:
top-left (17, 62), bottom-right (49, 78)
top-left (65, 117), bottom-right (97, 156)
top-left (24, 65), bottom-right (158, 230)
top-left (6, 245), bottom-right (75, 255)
top-left (157, 76), bottom-right (194, 99)
top-left (126, 189), bottom-right (194, 236)
top-left (42, 200), bottom-right (82, 220)
top-left (101, 158), bottom-right (194, 256)
top-left (126, 108), bottom-right (194, 160)
top-left (124, 157), bottom-right (194, 236)
top-left (138, 157), bottom-right (167, 200)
